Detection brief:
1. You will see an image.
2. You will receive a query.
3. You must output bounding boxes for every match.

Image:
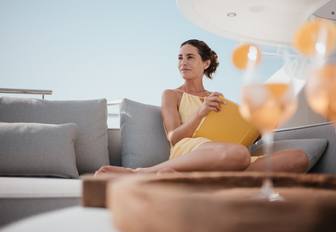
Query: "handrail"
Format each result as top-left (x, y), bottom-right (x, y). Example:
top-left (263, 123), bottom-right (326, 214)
top-left (0, 88), bottom-right (122, 118)
top-left (108, 113), bottom-right (120, 117)
top-left (0, 88), bottom-right (52, 99)
top-left (107, 100), bottom-right (121, 118)
top-left (107, 99), bottom-right (122, 106)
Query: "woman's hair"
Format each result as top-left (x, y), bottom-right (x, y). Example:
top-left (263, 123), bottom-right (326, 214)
top-left (181, 39), bottom-right (219, 79)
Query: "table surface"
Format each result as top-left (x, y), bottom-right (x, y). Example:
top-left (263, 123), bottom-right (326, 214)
top-left (1, 206), bottom-right (118, 232)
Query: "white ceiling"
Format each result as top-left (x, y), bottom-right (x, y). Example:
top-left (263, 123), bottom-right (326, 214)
top-left (177, 0), bottom-right (330, 46)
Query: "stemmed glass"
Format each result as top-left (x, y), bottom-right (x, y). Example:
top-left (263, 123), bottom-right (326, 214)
top-left (234, 44), bottom-right (298, 201)
top-left (305, 62), bottom-right (336, 125)
top-left (298, 20), bottom-right (336, 126)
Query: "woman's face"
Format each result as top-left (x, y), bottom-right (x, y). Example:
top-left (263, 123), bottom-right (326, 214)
top-left (178, 44), bottom-right (210, 80)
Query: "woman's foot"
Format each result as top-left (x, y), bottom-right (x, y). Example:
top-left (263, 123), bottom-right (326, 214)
top-left (94, 165), bottom-right (135, 176)
top-left (134, 167), bottom-right (178, 175)
top-left (95, 165), bottom-right (180, 176)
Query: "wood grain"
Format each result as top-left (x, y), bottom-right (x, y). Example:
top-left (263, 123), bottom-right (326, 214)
top-left (107, 172), bottom-right (336, 232)
top-left (81, 174), bottom-right (128, 208)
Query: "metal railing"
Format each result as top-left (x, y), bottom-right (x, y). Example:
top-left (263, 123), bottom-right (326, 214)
top-left (0, 88), bottom-right (52, 99)
top-left (107, 100), bottom-right (121, 118)
top-left (0, 87), bottom-right (121, 127)
top-left (107, 100), bottom-right (121, 128)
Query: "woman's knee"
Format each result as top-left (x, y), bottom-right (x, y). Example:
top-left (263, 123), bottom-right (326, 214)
top-left (232, 144), bottom-right (251, 170)
top-left (217, 144), bottom-right (250, 170)
top-left (290, 149), bottom-right (309, 172)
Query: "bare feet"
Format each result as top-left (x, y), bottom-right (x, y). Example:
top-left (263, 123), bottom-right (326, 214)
top-left (94, 165), bottom-right (180, 176)
top-left (94, 165), bottom-right (135, 176)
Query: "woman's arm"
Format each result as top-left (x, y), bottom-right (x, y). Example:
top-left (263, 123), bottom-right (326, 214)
top-left (161, 89), bottom-right (223, 146)
top-left (161, 89), bottom-right (202, 145)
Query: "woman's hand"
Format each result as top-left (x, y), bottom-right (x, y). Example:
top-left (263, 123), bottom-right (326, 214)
top-left (198, 92), bottom-right (225, 118)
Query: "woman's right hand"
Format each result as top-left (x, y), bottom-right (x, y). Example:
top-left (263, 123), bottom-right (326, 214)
top-left (198, 92), bottom-right (225, 118)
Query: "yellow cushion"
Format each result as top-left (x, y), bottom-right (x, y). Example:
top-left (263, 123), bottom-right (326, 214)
top-left (192, 98), bottom-right (260, 146)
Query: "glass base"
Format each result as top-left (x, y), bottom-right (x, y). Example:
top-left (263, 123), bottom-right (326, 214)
top-left (255, 178), bottom-right (284, 202)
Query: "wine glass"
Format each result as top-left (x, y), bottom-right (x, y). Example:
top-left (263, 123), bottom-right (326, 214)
top-left (305, 61), bottom-right (336, 125)
top-left (233, 44), bottom-right (298, 201)
top-left (294, 19), bottom-right (336, 130)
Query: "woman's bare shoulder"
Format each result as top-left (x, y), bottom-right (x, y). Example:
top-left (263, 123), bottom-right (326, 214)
top-left (162, 89), bottom-right (183, 106)
top-left (162, 88), bottom-right (183, 99)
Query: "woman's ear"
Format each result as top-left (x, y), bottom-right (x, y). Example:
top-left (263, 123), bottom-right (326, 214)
top-left (204, 60), bottom-right (211, 70)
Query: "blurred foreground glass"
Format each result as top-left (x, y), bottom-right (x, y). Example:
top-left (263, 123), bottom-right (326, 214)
top-left (294, 19), bottom-right (336, 128)
top-left (235, 45), bottom-right (298, 201)
top-left (306, 63), bottom-right (336, 124)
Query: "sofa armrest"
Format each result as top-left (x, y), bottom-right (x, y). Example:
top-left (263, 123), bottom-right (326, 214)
top-left (274, 122), bottom-right (336, 174)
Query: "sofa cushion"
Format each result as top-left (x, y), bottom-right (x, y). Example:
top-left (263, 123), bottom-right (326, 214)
top-left (193, 98), bottom-right (260, 146)
top-left (0, 177), bottom-right (81, 198)
top-left (120, 99), bottom-right (170, 168)
top-left (0, 97), bottom-right (109, 174)
top-left (250, 138), bottom-right (328, 171)
top-left (0, 122), bottom-right (79, 178)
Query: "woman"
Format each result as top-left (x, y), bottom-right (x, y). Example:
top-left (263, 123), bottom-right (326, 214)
top-left (95, 39), bottom-right (309, 175)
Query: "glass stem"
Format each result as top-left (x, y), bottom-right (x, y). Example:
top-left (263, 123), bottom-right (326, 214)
top-left (261, 132), bottom-right (275, 198)
top-left (262, 132), bottom-right (273, 173)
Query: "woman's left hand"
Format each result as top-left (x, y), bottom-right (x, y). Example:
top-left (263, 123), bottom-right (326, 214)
top-left (197, 92), bottom-right (225, 118)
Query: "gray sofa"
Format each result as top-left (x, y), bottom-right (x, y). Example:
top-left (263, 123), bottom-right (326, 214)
top-left (0, 127), bottom-right (121, 227)
top-left (0, 88), bottom-right (336, 227)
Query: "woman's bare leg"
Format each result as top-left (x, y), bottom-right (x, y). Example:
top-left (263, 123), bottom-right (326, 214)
top-left (246, 149), bottom-right (309, 173)
top-left (138, 142), bottom-right (250, 173)
top-left (95, 142), bottom-right (250, 176)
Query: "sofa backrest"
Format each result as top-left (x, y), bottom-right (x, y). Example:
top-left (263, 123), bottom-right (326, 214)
top-left (118, 99), bottom-right (170, 168)
top-left (109, 122), bottom-right (336, 173)
top-left (108, 98), bottom-right (336, 174)
top-left (0, 97), bottom-right (110, 175)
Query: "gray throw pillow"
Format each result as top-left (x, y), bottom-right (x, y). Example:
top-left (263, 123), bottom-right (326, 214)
top-left (0, 122), bottom-right (79, 178)
top-left (0, 97), bottom-right (109, 174)
top-left (250, 138), bottom-right (328, 172)
top-left (120, 99), bottom-right (170, 168)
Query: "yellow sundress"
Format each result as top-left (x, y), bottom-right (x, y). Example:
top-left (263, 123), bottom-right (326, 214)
top-left (169, 92), bottom-right (261, 162)
top-left (169, 92), bottom-right (210, 159)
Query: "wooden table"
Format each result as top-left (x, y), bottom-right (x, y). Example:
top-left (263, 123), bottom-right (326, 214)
top-left (84, 172), bottom-right (336, 232)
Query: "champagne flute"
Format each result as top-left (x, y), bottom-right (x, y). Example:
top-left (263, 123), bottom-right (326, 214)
top-left (234, 45), bottom-right (298, 201)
